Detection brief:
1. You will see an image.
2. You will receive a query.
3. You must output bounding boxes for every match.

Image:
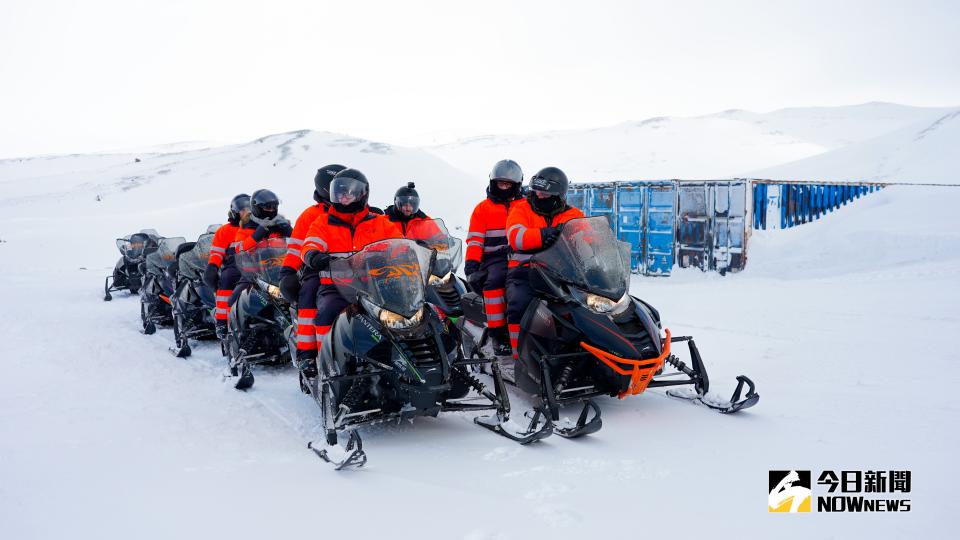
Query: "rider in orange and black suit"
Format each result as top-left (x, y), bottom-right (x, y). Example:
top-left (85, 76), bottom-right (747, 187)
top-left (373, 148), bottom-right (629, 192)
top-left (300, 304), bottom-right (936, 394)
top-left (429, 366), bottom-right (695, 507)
top-left (505, 167), bottom-right (584, 359)
top-left (203, 194), bottom-right (249, 339)
top-left (229, 189), bottom-right (292, 304)
top-left (463, 160), bottom-right (524, 355)
top-left (277, 164), bottom-right (346, 369)
top-left (299, 169), bottom-right (402, 376)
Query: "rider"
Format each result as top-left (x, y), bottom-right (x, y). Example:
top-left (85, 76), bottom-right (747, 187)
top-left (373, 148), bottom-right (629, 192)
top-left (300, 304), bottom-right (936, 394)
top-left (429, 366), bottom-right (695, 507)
top-left (300, 169), bottom-right (402, 376)
top-left (278, 164), bottom-right (346, 367)
top-left (203, 193), bottom-right (250, 338)
top-left (505, 166), bottom-right (584, 359)
top-left (385, 182), bottom-right (442, 239)
top-left (229, 189), bottom-right (293, 303)
top-left (463, 160), bottom-right (524, 355)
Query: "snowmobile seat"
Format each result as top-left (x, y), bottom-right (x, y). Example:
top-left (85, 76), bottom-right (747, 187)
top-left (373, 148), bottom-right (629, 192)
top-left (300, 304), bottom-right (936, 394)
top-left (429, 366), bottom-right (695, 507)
top-left (461, 292), bottom-right (486, 325)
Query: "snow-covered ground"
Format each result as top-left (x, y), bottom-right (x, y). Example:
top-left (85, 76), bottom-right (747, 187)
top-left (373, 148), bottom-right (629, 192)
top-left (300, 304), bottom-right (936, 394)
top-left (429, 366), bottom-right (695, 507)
top-left (1, 105), bottom-right (957, 538)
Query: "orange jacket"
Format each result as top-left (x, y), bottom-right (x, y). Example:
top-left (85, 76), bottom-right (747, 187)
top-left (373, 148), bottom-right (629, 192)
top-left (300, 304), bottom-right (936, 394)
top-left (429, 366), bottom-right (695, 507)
top-left (283, 203), bottom-right (327, 270)
top-left (506, 199), bottom-right (584, 267)
top-left (384, 206), bottom-right (441, 239)
top-left (235, 223), bottom-right (290, 253)
top-left (465, 198), bottom-right (517, 263)
top-left (207, 222), bottom-right (240, 268)
top-left (302, 207), bottom-right (402, 262)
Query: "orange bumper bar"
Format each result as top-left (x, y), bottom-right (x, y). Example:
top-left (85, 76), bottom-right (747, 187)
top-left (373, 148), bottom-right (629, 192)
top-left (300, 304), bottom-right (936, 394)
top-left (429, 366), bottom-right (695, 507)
top-left (580, 328), bottom-right (671, 399)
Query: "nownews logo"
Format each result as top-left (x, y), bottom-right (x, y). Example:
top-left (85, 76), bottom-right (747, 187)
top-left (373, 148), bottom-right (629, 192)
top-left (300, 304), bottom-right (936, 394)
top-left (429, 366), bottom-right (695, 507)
top-left (769, 469), bottom-right (912, 513)
top-left (769, 470), bottom-right (811, 512)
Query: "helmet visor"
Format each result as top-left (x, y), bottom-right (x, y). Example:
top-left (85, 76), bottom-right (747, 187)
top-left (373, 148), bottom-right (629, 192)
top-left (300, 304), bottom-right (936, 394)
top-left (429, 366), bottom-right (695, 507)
top-left (489, 160), bottom-right (523, 183)
top-left (331, 177), bottom-right (368, 205)
top-left (257, 201), bottom-right (278, 215)
top-left (395, 194), bottom-right (420, 214)
top-left (232, 195), bottom-right (251, 212)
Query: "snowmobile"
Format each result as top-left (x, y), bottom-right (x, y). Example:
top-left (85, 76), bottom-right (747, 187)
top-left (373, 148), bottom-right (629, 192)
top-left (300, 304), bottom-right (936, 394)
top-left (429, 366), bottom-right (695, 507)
top-left (139, 236), bottom-right (186, 335)
top-left (225, 237), bottom-right (294, 391)
top-left (304, 237), bottom-right (552, 470)
top-left (404, 218), bottom-right (469, 319)
top-left (169, 232), bottom-right (218, 357)
top-left (459, 216), bottom-right (759, 439)
top-left (104, 229), bottom-right (160, 301)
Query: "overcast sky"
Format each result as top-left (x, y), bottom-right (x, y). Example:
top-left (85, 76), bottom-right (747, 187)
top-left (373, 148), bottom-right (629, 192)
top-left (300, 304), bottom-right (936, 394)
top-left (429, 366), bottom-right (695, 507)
top-left (1, 0), bottom-right (957, 158)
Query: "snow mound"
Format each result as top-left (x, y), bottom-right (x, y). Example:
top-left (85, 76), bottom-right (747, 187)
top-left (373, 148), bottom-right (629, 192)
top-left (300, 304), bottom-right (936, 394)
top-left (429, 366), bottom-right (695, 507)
top-left (747, 185), bottom-right (960, 278)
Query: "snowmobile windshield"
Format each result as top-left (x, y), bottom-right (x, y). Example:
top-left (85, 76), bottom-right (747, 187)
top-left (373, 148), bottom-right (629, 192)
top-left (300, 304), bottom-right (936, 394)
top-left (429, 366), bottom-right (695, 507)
top-left (179, 233), bottom-right (214, 279)
top-left (403, 218), bottom-right (463, 277)
top-left (330, 238), bottom-right (435, 319)
top-left (235, 237), bottom-right (287, 285)
top-left (529, 216), bottom-right (631, 300)
top-left (147, 237), bottom-right (186, 276)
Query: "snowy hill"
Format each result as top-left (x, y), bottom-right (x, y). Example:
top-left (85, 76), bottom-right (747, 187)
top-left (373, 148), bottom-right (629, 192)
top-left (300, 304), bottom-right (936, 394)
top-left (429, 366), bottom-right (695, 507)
top-left (0, 130), bottom-right (480, 268)
top-left (748, 109), bottom-right (960, 184)
top-left (426, 102), bottom-right (955, 181)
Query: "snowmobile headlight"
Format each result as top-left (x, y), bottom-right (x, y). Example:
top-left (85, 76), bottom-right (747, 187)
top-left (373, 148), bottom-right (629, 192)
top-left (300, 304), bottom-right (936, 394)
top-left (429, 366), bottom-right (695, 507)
top-left (584, 292), bottom-right (632, 315)
top-left (266, 284), bottom-right (282, 300)
top-left (258, 278), bottom-right (283, 301)
top-left (379, 306), bottom-right (424, 330)
top-left (361, 296), bottom-right (424, 330)
top-left (428, 271), bottom-right (453, 286)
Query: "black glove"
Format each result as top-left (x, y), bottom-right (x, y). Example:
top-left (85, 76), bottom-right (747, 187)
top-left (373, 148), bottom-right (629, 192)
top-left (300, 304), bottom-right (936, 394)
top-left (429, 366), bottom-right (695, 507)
top-left (270, 217), bottom-right (292, 236)
top-left (464, 260), bottom-right (480, 277)
top-left (467, 269), bottom-right (486, 294)
top-left (279, 267), bottom-right (300, 303)
top-left (202, 263), bottom-right (220, 290)
top-left (251, 224), bottom-right (270, 242)
top-left (304, 250), bottom-right (331, 271)
top-left (540, 226), bottom-right (561, 247)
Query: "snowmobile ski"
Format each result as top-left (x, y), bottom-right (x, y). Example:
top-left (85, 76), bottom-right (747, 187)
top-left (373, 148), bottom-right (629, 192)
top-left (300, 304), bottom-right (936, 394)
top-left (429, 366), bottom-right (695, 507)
top-left (469, 360), bottom-right (553, 444)
top-left (474, 410), bottom-right (555, 444)
top-left (666, 375), bottom-right (759, 414)
top-left (308, 431), bottom-right (367, 470)
top-left (537, 399), bottom-right (602, 438)
top-left (168, 341), bottom-right (192, 358)
top-left (233, 363), bottom-right (254, 391)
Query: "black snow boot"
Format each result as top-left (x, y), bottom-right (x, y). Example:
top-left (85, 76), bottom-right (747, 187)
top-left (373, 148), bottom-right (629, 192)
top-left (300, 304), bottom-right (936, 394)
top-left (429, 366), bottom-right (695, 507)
top-left (298, 351), bottom-right (318, 379)
top-left (488, 326), bottom-right (512, 357)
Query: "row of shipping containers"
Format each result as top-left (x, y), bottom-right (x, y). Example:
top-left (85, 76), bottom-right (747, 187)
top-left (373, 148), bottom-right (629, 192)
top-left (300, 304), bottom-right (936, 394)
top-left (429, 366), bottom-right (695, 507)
top-left (567, 180), bottom-right (748, 276)
top-left (567, 179), bottom-right (879, 276)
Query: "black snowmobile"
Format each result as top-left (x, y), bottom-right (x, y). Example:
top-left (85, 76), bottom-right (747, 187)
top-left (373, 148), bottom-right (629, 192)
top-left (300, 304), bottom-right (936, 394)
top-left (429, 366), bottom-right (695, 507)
top-left (404, 218), bottom-right (469, 319)
top-left (459, 217), bottom-right (759, 439)
top-left (169, 232), bottom-right (218, 357)
top-left (139, 236), bottom-right (186, 335)
top-left (225, 237), bottom-right (294, 390)
top-left (304, 237), bottom-right (551, 470)
top-left (104, 229), bottom-right (160, 301)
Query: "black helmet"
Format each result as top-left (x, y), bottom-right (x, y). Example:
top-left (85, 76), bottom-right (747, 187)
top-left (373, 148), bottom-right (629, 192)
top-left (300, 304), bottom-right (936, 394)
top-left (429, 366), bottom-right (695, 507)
top-left (228, 193), bottom-right (251, 224)
top-left (488, 159), bottom-right (523, 202)
top-left (250, 189), bottom-right (280, 220)
top-left (394, 182), bottom-right (420, 215)
top-left (528, 167), bottom-right (569, 214)
top-left (313, 163), bottom-right (347, 203)
top-left (330, 168), bottom-right (369, 214)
